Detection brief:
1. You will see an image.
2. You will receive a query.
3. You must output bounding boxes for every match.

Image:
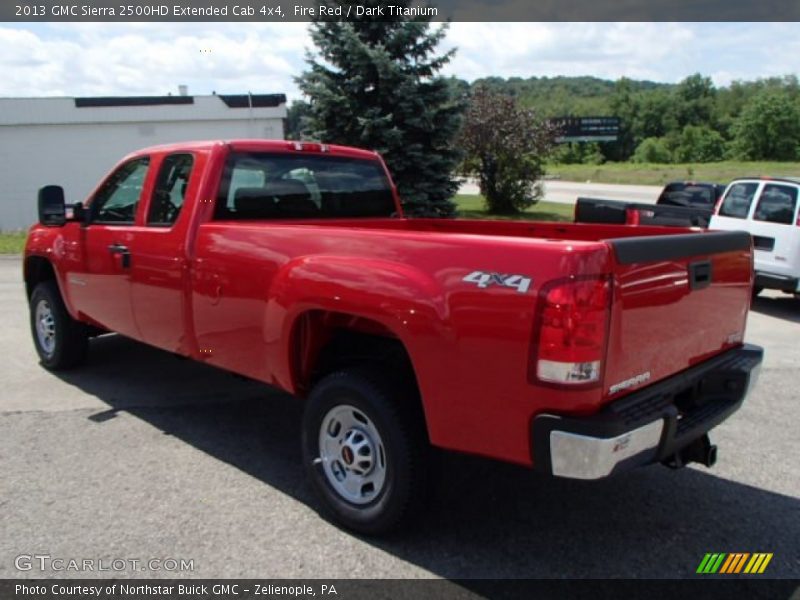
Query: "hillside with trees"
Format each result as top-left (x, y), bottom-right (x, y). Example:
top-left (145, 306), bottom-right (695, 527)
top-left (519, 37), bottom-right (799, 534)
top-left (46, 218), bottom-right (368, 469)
top-left (467, 74), bottom-right (800, 164)
top-left (290, 73), bottom-right (800, 166)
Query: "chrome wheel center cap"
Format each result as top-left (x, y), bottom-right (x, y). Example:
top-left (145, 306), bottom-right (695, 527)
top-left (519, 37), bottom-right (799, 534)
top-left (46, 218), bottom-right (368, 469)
top-left (342, 428), bottom-right (375, 476)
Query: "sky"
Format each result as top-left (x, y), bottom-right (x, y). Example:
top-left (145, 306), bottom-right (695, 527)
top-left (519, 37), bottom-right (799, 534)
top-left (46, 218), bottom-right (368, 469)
top-left (1, 22), bottom-right (798, 101)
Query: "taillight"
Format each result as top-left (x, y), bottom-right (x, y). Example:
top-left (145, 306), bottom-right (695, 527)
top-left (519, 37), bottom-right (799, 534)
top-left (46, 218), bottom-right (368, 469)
top-left (531, 276), bottom-right (611, 386)
top-left (625, 208), bottom-right (641, 225)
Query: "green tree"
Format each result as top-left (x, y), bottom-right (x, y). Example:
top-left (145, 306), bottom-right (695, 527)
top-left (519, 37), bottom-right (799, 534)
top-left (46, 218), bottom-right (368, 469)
top-left (632, 137), bottom-right (672, 163)
top-left (674, 125), bottom-right (725, 162)
top-left (285, 100), bottom-right (312, 140)
top-left (635, 89), bottom-right (676, 140)
top-left (296, 2), bottom-right (465, 216)
top-left (608, 78), bottom-right (639, 160)
top-left (552, 142), bottom-right (604, 165)
top-left (732, 89), bottom-right (800, 160)
top-left (458, 86), bottom-right (557, 214)
top-left (673, 73), bottom-right (718, 129)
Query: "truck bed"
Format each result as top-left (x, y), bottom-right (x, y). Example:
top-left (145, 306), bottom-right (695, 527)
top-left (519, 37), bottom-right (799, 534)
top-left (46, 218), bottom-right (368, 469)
top-left (190, 216), bottom-right (752, 464)
top-left (574, 197), bottom-right (713, 228)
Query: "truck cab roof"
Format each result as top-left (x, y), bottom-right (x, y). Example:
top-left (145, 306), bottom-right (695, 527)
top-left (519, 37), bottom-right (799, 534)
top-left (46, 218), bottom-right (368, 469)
top-left (119, 139), bottom-right (380, 162)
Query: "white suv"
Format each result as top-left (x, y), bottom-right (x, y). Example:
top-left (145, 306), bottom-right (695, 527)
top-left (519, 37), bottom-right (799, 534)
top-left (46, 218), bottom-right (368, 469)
top-left (710, 177), bottom-right (800, 297)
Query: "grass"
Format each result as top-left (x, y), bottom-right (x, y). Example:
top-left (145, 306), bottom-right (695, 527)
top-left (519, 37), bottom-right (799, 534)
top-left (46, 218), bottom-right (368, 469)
top-left (548, 160), bottom-right (800, 186)
top-left (0, 231), bottom-right (26, 254)
top-left (454, 195), bottom-right (573, 222)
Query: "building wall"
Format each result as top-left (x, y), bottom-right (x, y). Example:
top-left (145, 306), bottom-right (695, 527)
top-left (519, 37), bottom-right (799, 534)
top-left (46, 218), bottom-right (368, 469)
top-left (0, 97), bottom-right (285, 230)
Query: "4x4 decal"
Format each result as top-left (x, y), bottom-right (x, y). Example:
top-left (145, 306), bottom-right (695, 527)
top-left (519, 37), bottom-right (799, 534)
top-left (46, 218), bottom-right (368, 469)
top-left (462, 271), bottom-right (532, 294)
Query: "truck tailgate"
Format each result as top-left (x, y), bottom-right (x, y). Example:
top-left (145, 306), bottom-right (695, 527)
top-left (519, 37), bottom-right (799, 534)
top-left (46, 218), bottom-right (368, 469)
top-left (603, 231), bottom-right (753, 399)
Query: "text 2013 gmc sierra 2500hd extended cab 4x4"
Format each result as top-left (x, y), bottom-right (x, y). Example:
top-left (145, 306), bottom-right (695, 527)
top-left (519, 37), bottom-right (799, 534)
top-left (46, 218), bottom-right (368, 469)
top-left (25, 140), bottom-right (762, 533)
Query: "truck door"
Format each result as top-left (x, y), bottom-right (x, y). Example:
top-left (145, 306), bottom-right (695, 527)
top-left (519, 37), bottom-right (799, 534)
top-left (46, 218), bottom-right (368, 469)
top-left (68, 156), bottom-right (151, 339)
top-left (129, 153), bottom-right (197, 354)
top-left (749, 183), bottom-right (800, 280)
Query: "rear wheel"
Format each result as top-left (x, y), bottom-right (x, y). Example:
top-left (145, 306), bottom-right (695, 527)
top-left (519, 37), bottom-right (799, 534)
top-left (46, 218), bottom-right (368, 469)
top-left (30, 281), bottom-right (88, 370)
top-left (302, 368), bottom-right (429, 534)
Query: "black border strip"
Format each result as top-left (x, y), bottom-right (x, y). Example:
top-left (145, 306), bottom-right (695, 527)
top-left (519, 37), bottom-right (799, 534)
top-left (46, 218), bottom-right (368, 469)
top-left (4, 0), bottom-right (800, 21)
top-left (611, 231), bottom-right (752, 265)
top-left (1, 579), bottom-right (798, 600)
top-left (75, 96), bottom-right (194, 108)
top-left (218, 94), bottom-right (287, 108)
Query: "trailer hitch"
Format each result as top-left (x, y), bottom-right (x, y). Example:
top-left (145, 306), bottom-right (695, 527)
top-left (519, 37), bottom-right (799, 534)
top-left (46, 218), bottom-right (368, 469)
top-left (663, 434), bottom-right (718, 469)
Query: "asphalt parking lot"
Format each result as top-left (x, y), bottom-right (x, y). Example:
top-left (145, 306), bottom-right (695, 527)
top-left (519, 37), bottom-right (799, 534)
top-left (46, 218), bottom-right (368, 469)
top-left (0, 255), bottom-right (798, 580)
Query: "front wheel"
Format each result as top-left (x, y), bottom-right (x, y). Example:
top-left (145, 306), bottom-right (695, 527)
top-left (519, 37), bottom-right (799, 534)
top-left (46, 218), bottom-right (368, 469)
top-left (29, 281), bottom-right (88, 370)
top-left (302, 369), bottom-right (429, 534)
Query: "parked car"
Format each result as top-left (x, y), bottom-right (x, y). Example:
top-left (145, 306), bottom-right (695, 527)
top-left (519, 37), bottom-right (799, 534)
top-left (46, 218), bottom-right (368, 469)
top-left (574, 181), bottom-right (726, 228)
top-left (710, 176), bottom-right (800, 298)
top-left (656, 181), bottom-right (726, 209)
top-left (25, 140), bottom-right (762, 533)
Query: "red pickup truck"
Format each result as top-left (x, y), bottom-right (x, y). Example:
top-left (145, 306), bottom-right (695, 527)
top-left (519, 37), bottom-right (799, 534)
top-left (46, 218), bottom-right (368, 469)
top-left (25, 140), bottom-right (762, 533)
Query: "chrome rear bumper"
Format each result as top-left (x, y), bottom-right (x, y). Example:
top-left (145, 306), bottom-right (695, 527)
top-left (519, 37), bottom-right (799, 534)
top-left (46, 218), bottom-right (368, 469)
top-left (532, 344), bottom-right (763, 480)
top-left (549, 420), bottom-right (664, 480)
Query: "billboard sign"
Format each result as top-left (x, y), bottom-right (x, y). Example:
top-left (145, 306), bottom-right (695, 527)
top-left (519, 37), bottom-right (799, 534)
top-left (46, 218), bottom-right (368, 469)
top-left (550, 116), bottom-right (620, 143)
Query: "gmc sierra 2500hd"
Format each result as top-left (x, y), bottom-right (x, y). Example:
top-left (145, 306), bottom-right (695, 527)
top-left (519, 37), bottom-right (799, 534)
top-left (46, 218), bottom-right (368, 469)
top-left (25, 140), bottom-right (762, 533)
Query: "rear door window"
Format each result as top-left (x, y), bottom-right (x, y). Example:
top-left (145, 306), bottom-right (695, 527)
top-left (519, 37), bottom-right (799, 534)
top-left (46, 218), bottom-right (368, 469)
top-left (147, 153), bottom-right (195, 226)
top-left (753, 184), bottom-right (798, 225)
top-left (718, 182), bottom-right (759, 219)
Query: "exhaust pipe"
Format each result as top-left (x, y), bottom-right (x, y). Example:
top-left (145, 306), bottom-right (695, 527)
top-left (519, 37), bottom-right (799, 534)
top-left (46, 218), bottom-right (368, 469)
top-left (663, 434), bottom-right (717, 469)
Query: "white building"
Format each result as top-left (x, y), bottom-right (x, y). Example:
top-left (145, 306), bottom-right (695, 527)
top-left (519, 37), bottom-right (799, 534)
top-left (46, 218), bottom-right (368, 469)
top-left (0, 92), bottom-right (287, 230)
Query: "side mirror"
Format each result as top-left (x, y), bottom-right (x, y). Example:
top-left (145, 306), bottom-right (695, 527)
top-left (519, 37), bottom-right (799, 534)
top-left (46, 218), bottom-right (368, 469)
top-left (38, 185), bottom-right (66, 226)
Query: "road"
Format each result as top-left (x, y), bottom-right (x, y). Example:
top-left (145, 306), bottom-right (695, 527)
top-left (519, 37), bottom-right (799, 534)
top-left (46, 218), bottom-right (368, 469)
top-left (459, 179), bottom-right (662, 204)
top-left (0, 256), bottom-right (798, 580)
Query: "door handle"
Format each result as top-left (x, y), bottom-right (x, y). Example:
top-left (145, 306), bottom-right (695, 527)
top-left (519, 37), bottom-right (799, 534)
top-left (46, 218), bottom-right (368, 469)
top-left (108, 243), bottom-right (131, 268)
top-left (689, 260), bottom-right (712, 291)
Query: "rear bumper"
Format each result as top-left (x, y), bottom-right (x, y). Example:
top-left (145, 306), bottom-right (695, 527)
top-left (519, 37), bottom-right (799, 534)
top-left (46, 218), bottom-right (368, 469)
top-left (754, 270), bottom-right (799, 293)
top-left (531, 344), bottom-right (763, 480)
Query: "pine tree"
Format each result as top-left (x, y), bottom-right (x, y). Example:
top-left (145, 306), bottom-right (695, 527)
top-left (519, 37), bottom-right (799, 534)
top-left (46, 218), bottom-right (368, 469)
top-left (296, 2), bottom-right (464, 216)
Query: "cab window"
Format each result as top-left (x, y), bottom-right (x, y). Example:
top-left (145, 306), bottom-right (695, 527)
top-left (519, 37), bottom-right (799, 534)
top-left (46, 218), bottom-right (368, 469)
top-left (215, 152), bottom-right (395, 220)
top-left (92, 157), bottom-right (151, 224)
top-left (753, 184), bottom-right (798, 225)
top-left (718, 182), bottom-right (759, 219)
top-left (147, 154), bottom-right (194, 226)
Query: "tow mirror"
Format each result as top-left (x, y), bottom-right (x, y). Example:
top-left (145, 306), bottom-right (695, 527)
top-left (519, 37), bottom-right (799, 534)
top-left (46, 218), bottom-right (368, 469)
top-left (38, 185), bottom-right (66, 226)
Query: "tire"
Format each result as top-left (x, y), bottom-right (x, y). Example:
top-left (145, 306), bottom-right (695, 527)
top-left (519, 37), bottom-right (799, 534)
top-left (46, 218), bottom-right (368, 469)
top-left (302, 368), bottom-right (429, 535)
top-left (29, 281), bottom-right (88, 370)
